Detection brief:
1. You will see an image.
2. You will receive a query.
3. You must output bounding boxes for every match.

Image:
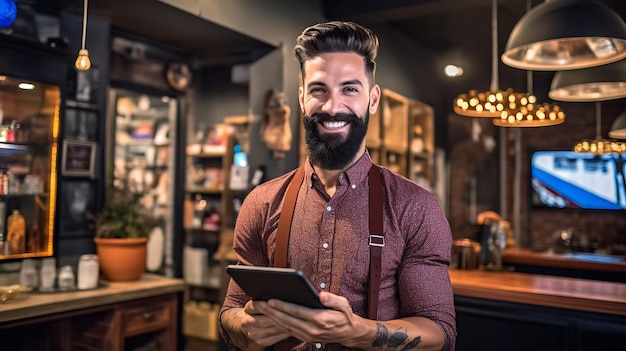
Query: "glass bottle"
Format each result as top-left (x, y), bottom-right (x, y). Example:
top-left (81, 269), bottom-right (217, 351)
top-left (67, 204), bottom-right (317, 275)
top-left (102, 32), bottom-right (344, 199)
top-left (19, 258), bottom-right (38, 289)
top-left (40, 257), bottom-right (57, 292)
top-left (7, 209), bottom-right (25, 254)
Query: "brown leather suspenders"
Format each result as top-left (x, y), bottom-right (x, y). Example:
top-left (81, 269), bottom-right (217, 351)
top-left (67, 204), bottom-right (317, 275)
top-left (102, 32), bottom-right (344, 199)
top-left (274, 167), bottom-right (305, 269)
top-left (367, 165), bottom-right (384, 320)
top-left (274, 165), bottom-right (384, 320)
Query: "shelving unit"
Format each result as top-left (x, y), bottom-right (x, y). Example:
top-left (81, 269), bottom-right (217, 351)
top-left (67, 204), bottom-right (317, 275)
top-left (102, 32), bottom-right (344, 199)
top-left (182, 126), bottom-right (241, 344)
top-left (408, 99), bottom-right (435, 190)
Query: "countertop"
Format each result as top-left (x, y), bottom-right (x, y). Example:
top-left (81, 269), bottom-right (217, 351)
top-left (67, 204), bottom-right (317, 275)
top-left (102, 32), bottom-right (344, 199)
top-left (0, 273), bottom-right (185, 324)
top-left (449, 269), bottom-right (626, 316)
top-left (503, 248), bottom-right (626, 273)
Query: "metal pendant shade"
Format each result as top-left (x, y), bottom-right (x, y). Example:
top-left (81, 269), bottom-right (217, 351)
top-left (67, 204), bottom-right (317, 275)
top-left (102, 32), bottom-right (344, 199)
top-left (502, 0), bottom-right (626, 71)
top-left (609, 110), bottom-right (626, 139)
top-left (549, 59), bottom-right (626, 101)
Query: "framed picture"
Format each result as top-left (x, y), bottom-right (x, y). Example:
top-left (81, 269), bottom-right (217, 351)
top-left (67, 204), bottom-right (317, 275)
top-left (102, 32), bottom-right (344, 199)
top-left (62, 140), bottom-right (97, 177)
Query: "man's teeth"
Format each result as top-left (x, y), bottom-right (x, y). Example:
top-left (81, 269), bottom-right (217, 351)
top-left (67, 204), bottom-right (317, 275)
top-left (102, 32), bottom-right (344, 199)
top-left (323, 121), bottom-right (347, 129)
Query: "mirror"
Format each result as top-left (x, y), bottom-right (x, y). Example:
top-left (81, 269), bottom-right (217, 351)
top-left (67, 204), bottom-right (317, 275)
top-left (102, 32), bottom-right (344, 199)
top-left (0, 74), bottom-right (59, 260)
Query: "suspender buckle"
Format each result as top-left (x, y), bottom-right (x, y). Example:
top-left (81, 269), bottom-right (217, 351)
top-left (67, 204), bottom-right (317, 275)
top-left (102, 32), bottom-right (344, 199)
top-left (369, 234), bottom-right (385, 247)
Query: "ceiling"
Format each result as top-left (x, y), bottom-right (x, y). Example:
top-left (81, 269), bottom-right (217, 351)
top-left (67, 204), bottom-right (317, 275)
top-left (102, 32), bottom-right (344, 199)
top-left (29, 0), bottom-right (626, 75)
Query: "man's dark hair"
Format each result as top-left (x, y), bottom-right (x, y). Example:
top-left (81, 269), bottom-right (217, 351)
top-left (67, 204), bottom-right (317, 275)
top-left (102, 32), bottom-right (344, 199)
top-left (293, 21), bottom-right (379, 86)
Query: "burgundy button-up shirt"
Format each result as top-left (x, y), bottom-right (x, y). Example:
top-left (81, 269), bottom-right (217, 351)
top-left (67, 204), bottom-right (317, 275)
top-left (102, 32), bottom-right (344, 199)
top-left (221, 152), bottom-right (456, 350)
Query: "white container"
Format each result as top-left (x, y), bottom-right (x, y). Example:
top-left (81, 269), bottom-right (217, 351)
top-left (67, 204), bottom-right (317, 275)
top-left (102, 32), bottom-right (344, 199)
top-left (19, 258), bottom-right (38, 288)
top-left (58, 265), bottom-right (76, 291)
top-left (77, 254), bottom-right (99, 290)
top-left (39, 257), bottom-right (57, 292)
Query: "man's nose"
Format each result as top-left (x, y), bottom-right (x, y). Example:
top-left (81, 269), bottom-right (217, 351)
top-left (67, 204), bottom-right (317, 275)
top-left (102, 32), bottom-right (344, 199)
top-left (320, 93), bottom-right (344, 115)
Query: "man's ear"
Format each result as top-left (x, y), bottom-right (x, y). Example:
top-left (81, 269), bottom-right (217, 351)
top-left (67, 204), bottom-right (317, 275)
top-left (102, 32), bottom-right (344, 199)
top-left (369, 84), bottom-right (381, 115)
top-left (298, 86), bottom-right (305, 114)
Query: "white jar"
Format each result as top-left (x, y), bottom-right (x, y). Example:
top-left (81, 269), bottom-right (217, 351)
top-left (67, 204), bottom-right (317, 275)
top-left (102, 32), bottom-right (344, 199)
top-left (77, 254), bottom-right (99, 290)
top-left (58, 265), bottom-right (76, 291)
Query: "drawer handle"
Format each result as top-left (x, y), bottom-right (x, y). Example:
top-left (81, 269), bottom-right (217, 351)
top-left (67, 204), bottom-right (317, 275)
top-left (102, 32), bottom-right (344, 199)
top-left (142, 312), bottom-right (156, 321)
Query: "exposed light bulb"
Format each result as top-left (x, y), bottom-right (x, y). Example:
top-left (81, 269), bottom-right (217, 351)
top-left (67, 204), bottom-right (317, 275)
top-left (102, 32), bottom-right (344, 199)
top-left (444, 64), bottom-right (464, 77)
top-left (75, 49), bottom-right (91, 71)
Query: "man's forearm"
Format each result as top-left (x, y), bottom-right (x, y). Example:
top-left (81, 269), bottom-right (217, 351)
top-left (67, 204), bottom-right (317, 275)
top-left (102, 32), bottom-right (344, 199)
top-left (347, 317), bottom-right (445, 351)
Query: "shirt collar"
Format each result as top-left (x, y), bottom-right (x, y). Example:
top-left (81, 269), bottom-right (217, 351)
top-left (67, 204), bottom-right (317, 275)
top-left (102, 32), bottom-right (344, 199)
top-left (303, 150), bottom-right (374, 188)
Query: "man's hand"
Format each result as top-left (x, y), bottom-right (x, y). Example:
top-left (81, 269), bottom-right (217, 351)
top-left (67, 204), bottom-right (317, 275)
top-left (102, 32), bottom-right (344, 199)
top-left (241, 300), bottom-right (291, 347)
top-left (254, 291), bottom-right (367, 347)
top-left (221, 301), bottom-right (290, 351)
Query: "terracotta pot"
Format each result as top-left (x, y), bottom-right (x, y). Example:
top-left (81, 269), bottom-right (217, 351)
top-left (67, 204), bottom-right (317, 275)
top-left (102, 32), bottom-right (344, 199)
top-left (94, 237), bottom-right (148, 281)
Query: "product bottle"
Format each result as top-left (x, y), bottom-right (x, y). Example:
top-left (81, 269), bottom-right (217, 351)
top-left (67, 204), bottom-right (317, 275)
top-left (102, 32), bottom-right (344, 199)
top-left (19, 258), bottom-right (38, 289)
top-left (27, 223), bottom-right (40, 253)
top-left (7, 209), bottom-right (25, 254)
top-left (58, 265), bottom-right (76, 291)
top-left (39, 257), bottom-right (57, 292)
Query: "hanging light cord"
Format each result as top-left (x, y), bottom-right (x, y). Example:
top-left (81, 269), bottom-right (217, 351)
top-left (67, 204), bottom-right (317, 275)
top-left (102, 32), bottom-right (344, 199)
top-left (490, 0), bottom-right (498, 92)
top-left (525, 0), bottom-right (533, 95)
top-left (81, 0), bottom-right (88, 50)
top-left (595, 102), bottom-right (601, 139)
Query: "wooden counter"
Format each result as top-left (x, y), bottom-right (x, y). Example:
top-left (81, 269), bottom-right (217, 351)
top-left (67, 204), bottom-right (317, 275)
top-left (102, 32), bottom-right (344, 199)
top-left (0, 273), bottom-right (185, 351)
top-left (503, 248), bottom-right (626, 273)
top-left (449, 269), bottom-right (626, 316)
top-left (0, 273), bottom-right (185, 323)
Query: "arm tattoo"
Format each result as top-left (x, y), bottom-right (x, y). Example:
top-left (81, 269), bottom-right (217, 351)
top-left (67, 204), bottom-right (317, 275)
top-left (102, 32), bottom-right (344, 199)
top-left (373, 323), bottom-right (389, 347)
top-left (222, 309), bottom-right (250, 348)
top-left (372, 323), bottom-right (422, 350)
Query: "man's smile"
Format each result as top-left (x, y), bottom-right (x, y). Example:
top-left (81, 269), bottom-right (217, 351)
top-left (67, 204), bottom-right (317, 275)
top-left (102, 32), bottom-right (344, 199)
top-left (320, 120), bottom-right (349, 133)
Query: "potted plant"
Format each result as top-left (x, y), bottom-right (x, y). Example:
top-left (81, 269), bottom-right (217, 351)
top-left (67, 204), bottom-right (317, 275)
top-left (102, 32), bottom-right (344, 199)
top-left (91, 180), bottom-right (158, 282)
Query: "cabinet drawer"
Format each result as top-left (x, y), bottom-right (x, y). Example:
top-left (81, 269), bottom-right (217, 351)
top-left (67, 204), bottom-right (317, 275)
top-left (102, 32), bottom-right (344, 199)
top-left (122, 297), bottom-right (173, 336)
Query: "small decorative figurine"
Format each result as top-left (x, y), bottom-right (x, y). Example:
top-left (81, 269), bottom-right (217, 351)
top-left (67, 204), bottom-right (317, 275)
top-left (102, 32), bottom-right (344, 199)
top-left (260, 89), bottom-right (292, 159)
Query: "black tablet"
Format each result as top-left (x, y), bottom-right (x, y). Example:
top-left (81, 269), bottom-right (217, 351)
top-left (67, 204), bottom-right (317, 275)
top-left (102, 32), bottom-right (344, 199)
top-left (225, 265), bottom-right (325, 309)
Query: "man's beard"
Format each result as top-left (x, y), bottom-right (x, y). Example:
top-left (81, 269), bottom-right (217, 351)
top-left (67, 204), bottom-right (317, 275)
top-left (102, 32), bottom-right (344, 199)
top-left (303, 111), bottom-right (369, 170)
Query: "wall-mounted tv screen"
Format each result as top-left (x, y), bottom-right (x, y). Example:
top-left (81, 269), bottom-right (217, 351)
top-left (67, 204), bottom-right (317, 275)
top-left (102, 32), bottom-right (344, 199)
top-left (531, 151), bottom-right (626, 210)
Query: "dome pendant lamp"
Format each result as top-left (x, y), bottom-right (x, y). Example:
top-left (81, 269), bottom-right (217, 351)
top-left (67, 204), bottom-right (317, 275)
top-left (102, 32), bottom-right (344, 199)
top-left (495, 0), bottom-right (566, 128)
top-left (549, 59), bottom-right (626, 102)
top-left (454, 0), bottom-right (531, 117)
top-left (502, 0), bottom-right (626, 71)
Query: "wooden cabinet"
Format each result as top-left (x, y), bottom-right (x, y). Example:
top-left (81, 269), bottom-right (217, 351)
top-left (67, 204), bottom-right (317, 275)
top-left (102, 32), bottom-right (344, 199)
top-left (455, 295), bottom-right (626, 351)
top-left (0, 274), bottom-right (183, 351)
top-left (182, 125), bottom-right (242, 344)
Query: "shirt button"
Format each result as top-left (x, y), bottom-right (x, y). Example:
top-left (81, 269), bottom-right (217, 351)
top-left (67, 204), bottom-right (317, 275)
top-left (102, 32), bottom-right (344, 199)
top-left (319, 282), bottom-right (326, 289)
top-left (322, 242), bottom-right (329, 249)
top-left (351, 184), bottom-right (356, 189)
top-left (326, 205), bottom-right (332, 211)
top-left (315, 343), bottom-right (322, 349)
